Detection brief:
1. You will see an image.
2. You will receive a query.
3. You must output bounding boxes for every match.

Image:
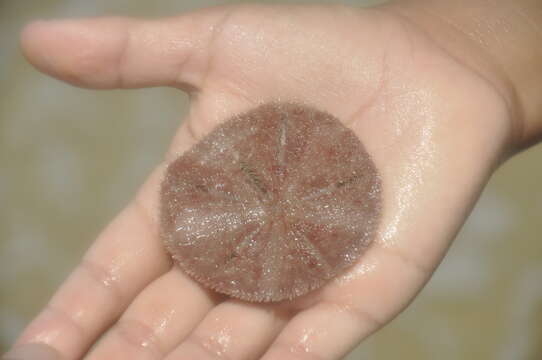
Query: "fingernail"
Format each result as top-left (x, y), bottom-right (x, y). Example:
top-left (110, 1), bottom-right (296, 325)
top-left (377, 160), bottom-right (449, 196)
top-left (2, 343), bottom-right (62, 360)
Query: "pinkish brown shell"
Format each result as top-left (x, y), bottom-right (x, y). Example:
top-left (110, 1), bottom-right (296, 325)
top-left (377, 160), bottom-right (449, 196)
top-left (160, 102), bottom-right (381, 302)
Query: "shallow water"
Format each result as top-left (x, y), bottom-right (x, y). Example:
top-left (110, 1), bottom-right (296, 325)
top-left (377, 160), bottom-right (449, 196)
top-left (1, 1), bottom-right (541, 359)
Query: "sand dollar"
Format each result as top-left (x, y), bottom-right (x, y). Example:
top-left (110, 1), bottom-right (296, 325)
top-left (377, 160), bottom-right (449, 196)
top-left (160, 103), bottom-right (381, 302)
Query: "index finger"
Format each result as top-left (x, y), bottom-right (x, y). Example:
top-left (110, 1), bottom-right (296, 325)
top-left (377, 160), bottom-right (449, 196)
top-left (13, 164), bottom-right (171, 359)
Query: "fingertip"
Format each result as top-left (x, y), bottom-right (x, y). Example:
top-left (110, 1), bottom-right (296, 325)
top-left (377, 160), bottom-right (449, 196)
top-left (3, 343), bottom-right (63, 360)
top-left (20, 19), bottom-right (88, 85)
top-left (20, 20), bottom-right (51, 67)
top-left (19, 18), bottom-right (130, 88)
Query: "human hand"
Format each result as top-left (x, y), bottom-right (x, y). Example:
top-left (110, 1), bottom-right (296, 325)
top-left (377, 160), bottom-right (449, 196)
top-left (6, 2), bottom-right (539, 359)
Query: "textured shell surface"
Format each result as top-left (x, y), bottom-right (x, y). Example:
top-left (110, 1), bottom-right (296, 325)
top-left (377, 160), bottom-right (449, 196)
top-left (160, 102), bottom-right (381, 302)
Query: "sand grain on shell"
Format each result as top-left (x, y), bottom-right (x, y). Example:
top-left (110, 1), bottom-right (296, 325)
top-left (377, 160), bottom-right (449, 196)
top-left (160, 102), bottom-right (381, 302)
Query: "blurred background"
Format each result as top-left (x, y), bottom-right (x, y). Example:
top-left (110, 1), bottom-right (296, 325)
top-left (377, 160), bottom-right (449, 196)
top-left (1, 0), bottom-right (541, 359)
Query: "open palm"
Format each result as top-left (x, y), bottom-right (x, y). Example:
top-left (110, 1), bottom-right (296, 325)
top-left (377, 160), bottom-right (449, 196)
top-left (15, 4), bottom-right (511, 360)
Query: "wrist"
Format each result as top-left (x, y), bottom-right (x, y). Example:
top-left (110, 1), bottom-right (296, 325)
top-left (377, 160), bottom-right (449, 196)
top-left (379, 0), bottom-right (542, 151)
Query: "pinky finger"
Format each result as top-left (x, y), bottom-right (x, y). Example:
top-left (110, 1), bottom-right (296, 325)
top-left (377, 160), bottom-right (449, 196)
top-left (260, 248), bottom-right (430, 360)
top-left (260, 302), bottom-right (375, 360)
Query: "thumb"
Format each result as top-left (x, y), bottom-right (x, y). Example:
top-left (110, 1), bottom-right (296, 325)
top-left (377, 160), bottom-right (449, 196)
top-left (19, 9), bottom-right (231, 90)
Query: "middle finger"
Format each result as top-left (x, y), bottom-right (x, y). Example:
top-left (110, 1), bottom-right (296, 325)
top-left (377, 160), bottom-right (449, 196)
top-left (85, 266), bottom-right (219, 360)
